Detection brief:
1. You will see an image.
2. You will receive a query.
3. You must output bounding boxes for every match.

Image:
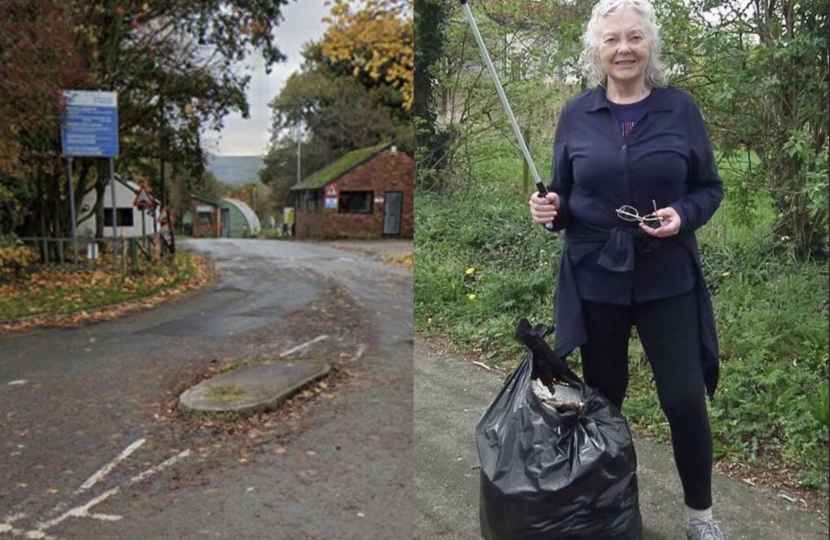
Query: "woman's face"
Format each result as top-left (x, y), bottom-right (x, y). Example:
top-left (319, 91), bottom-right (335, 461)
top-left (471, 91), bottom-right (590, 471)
top-left (596, 7), bottom-right (651, 87)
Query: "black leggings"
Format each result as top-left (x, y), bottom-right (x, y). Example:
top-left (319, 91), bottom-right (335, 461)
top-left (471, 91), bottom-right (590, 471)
top-left (580, 290), bottom-right (713, 510)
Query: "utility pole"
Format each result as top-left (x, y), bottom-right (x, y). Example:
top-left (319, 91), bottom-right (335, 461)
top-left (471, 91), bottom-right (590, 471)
top-left (296, 138), bottom-right (302, 184)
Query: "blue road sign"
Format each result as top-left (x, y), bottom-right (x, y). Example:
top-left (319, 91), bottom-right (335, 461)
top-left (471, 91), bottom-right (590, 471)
top-left (61, 90), bottom-right (119, 157)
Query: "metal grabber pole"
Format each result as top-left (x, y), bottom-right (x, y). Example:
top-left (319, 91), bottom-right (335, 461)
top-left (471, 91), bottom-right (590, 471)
top-left (458, 0), bottom-right (554, 229)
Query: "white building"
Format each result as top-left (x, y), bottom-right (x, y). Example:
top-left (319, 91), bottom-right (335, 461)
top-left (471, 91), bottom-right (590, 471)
top-left (76, 176), bottom-right (161, 238)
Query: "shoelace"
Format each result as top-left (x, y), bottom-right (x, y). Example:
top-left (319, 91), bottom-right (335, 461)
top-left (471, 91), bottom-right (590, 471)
top-left (688, 518), bottom-right (724, 540)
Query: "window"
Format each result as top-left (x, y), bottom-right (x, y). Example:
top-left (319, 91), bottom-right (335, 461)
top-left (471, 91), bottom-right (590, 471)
top-left (198, 212), bottom-right (212, 224)
top-left (104, 208), bottom-right (134, 227)
top-left (339, 191), bottom-right (373, 214)
top-left (304, 190), bottom-right (322, 212)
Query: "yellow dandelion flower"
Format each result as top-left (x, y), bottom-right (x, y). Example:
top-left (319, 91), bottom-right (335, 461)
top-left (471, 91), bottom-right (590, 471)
top-left (722, 271), bottom-right (731, 277)
top-left (468, 294), bottom-right (476, 301)
top-left (465, 267), bottom-right (475, 276)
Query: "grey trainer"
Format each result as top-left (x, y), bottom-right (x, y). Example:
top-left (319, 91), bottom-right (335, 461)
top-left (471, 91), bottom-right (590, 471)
top-left (686, 518), bottom-right (726, 540)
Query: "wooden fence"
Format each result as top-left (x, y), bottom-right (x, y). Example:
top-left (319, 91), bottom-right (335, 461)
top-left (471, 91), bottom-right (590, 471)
top-left (14, 232), bottom-right (175, 273)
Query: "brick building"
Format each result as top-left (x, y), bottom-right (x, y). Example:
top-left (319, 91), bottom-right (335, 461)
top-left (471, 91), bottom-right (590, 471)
top-left (188, 196), bottom-right (220, 237)
top-left (290, 142), bottom-right (413, 239)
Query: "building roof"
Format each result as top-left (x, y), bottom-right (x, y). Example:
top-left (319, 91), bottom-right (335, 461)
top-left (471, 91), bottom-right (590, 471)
top-left (190, 194), bottom-right (219, 206)
top-left (82, 174), bottom-right (158, 203)
top-left (221, 198), bottom-right (261, 233)
top-left (290, 142), bottom-right (393, 191)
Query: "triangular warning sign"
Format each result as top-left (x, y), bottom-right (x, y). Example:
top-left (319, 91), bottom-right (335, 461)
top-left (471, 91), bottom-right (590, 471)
top-left (326, 185), bottom-right (337, 196)
top-left (133, 186), bottom-right (154, 208)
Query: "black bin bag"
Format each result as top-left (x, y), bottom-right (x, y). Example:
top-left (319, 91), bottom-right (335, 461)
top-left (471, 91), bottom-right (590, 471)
top-left (476, 319), bottom-right (642, 540)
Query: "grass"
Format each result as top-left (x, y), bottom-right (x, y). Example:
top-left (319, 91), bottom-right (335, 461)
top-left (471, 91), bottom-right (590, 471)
top-left (415, 137), bottom-right (829, 490)
top-left (206, 385), bottom-right (247, 401)
top-left (0, 251), bottom-right (209, 324)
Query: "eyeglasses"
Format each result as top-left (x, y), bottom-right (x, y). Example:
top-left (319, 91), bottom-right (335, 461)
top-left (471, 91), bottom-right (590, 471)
top-left (615, 200), bottom-right (664, 225)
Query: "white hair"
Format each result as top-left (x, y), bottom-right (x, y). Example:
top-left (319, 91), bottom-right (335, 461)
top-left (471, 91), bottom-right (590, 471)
top-left (580, 0), bottom-right (669, 88)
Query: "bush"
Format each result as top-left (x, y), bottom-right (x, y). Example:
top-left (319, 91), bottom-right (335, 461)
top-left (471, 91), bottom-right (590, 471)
top-left (0, 236), bottom-right (36, 279)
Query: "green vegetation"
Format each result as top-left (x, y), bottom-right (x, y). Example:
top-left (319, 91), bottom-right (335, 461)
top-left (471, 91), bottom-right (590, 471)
top-left (206, 385), bottom-right (248, 401)
top-left (415, 137), bottom-right (829, 489)
top-left (0, 251), bottom-right (208, 325)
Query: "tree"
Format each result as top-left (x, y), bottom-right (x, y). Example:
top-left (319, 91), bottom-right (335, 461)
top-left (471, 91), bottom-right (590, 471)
top-left (2, 0), bottom-right (292, 244)
top-left (272, 67), bottom-right (399, 155)
top-left (168, 169), bottom-right (224, 226)
top-left (413, 0), bottom-right (449, 185)
top-left (260, 134), bottom-right (336, 210)
top-left (669, 0), bottom-right (828, 257)
top-left (320, 0), bottom-right (414, 111)
top-left (413, 0), bottom-right (593, 193)
top-left (263, 39), bottom-right (413, 212)
top-left (0, 0), bottom-right (89, 237)
top-left (68, 0), bottom-right (291, 239)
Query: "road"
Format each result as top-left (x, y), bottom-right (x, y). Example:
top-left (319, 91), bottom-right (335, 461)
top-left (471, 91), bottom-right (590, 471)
top-left (414, 338), bottom-right (829, 540)
top-left (0, 238), bottom-right (413, 540)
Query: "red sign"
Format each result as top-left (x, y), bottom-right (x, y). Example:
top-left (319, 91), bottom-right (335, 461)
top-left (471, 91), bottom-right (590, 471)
top-left (133, 185), bottom-right (154, 209)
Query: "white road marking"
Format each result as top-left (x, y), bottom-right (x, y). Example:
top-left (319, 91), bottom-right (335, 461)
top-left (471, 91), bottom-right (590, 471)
top-left (0, 515), bottom-right (25, 535)
top-left (0, 523), bottom-right (59, 540)
top-left (7, 380), bottom-right (27, 386)
top-left (37, 438), bottom-right (147, 524)
top-left (35, 449), bottom-right (190, 533)
top-left (125, 449), bottom-right (190, 486)
top-left (279, 335), bottom-right (329, 358)
top-left (1, 443), bottom-right (190, 540)
top-left (78, 439), bottom-right (146, 492)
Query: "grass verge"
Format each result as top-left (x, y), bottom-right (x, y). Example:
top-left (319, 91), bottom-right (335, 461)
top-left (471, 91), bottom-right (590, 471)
top-left (0, 251), bottom-right (213, 331)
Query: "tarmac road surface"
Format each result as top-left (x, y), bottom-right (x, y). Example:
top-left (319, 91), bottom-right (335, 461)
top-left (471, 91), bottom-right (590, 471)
top-left (0, 238), bottom-right (413, 540)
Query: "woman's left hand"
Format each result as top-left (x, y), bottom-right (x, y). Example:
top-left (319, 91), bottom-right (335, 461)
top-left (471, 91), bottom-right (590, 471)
top-left (640, 206), bottom-right (682, 238)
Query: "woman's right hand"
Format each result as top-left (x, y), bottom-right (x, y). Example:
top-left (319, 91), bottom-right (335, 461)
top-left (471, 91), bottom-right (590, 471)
top-left (528, 192), bottom-right (560, 225)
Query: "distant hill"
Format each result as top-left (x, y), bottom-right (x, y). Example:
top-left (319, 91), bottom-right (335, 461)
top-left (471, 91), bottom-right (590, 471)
top-left (206, 154), bottom-right (265, 186)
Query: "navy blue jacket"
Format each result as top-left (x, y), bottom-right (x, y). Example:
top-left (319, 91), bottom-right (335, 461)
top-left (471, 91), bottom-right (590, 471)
top-left (547, 86), bottom-right (723, 397)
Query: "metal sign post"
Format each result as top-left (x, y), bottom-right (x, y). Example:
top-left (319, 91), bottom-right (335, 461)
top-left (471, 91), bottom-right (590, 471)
top-left (66, 158), bottom-right (78, 265)
top-left (133, 186), bottom-right (154, 245)
top-left (109, 159), bottom-right (118, 266)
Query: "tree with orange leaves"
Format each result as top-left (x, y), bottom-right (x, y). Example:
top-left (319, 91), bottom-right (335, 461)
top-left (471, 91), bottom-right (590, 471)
top-left (320, 0), bottom-right (413, 112)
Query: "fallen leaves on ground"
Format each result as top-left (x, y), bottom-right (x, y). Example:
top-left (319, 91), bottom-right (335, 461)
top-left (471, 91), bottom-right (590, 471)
top-left (0, 252), bottom-right (213, 333)
top-left (380, 252), bottom-right (413, 270)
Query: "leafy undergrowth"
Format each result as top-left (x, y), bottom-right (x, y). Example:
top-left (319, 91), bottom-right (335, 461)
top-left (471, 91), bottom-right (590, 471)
top-left (0, 251), bottom-right (213, 332)
top-left (415, 139), bottom-right (829, 497)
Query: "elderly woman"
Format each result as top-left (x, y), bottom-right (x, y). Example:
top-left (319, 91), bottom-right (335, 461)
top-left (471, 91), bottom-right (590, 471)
top-left (528, 1), bottom-right (725, 539)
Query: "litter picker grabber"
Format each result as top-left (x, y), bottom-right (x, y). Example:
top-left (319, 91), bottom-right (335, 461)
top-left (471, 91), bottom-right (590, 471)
top-left (458, 0), bottom-right (554, 229)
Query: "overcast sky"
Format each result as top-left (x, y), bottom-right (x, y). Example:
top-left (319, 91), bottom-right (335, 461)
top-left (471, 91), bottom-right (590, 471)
top-left (203, 0), bottom-right (328, 156)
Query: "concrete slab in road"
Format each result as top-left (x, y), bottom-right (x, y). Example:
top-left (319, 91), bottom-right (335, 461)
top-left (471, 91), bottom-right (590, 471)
top-left (179, 359), bottom-right (330, 416)
top-left (414, 338), bottom-right (828, 540)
